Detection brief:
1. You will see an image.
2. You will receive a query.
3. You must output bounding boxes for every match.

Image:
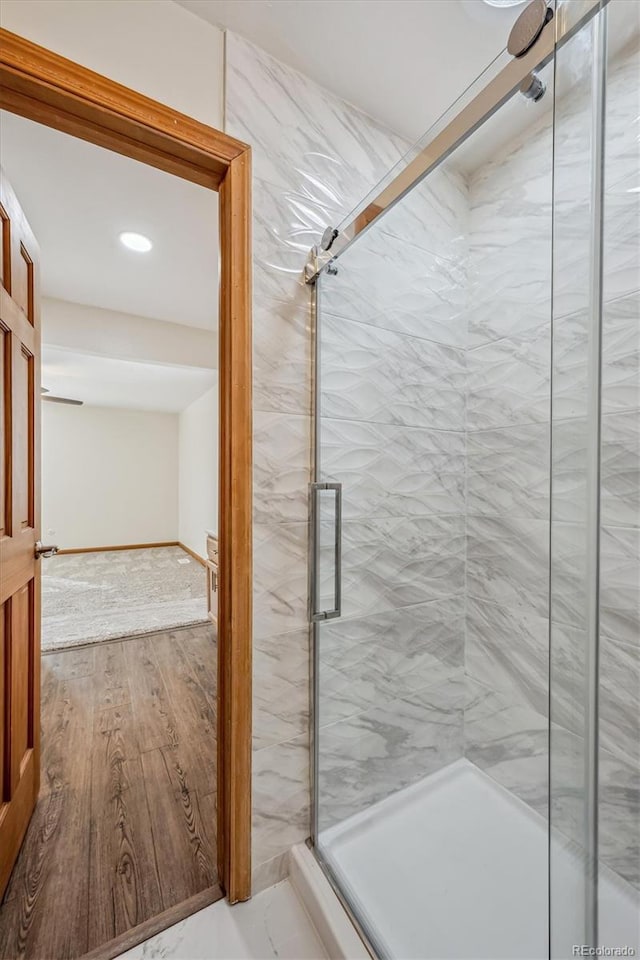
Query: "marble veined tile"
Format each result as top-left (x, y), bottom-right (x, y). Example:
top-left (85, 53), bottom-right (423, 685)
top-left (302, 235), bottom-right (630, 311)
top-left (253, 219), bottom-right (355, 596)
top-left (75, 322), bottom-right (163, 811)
top-left (464, 677), bottom-right (548, 821)
top-left (321, 228), bottom-right (467, 348)
top-left (553, 293), bottom-right (640, 420)
top-left (117, 880), bottom-right (327, 960)
top-left (549, 722), bottom-right (590, 848)
top-left (466, 322), bottom-right (550, 431)
top-left (252, 172), bottom-right (342, 304)
top-left (552, 410), bottom-right (640, 528)
top-left (552, 623), bottom-right (638, 767)
top-left (318, 600), bottom-right (464, 726)
top-left (550, 622), bottom-right (640, 771)
top-left (253, 522), bottom-right (308, 641)
top-left (599, 747), bottom-right (640, 890)
top-left (466, 515), bottom-right (549, 621)
top-left (552, 520), bottom-right (638, 644)
top-left (603, 292), bottom-right (640, 414)
top-left (253, 733), bottom-right (310, 867)
top-left (468, 104), bottom-right (552, 208)
top-left (319, 417), bottom-right (465, 520)
top-left (254, 411), bottom-right (310, 523)
top-left (604, 30), bottom-right (640, 193)
top-left (466, 230), bottom-right (551, 348)
top-left (225, 32), bottom-right (406, 216)
top-left (550, 521), bottom-right (587, 629)
top-left (466, 423), bottom-right (549, 520)
top-left (320, 514), bottom-right (465, 620)
top-left (465, 596), bottom-right (548, 719)
top-left (600, 524), bottom-right (640, 647)
top-left (318, 674), bottom-right (464, 830)
top-left (378, 160), bottom-right (469, 264)
top-left (253, 295), bottom-right (311, 416)
top-left (466, 109), bottom-right (552, 347)
top-left (602, 171), bottom-right (640, 306)
top-left (319, 312), bottom-right (466, 431)
top-left (601, 410), bottom-right (640, 528)
top-left (600, 635), bottom-right (640, 772)
top-left (253, 628), bottom-right (310, 751)
top-left (554, 180), bottom-right (639, 323)
top-left (551, 418), bottom-right (588, 525)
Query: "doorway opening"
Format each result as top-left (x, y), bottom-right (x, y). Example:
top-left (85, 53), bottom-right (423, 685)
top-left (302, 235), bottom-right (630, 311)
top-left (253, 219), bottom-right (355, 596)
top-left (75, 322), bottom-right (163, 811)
top-left (0, 28), bottom-right (252, 960)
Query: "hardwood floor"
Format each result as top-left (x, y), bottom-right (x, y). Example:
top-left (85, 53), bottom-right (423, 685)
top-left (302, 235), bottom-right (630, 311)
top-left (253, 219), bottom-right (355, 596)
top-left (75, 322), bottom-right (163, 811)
top-left (0, 625), bottom-right (220, 960)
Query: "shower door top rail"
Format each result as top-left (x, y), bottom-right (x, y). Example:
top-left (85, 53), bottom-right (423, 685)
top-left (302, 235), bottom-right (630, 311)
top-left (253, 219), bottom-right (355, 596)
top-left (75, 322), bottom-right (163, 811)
top-left (304, 0), bottom-right (605, 284)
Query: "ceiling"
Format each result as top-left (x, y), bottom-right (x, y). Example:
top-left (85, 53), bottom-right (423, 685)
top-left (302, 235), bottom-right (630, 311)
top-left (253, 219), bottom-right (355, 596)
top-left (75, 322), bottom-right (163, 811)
top-left (0, 111), bottom-right (218, 330)
top-left (42, 346), bottom-right (216, 413)
top-left (178, 0), bottom-right (525, 143)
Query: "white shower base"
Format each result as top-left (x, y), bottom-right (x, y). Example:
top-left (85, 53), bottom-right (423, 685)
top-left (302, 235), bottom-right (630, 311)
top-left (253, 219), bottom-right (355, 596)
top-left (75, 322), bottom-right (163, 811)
top-left (319, 759), bottom-right (639, 959)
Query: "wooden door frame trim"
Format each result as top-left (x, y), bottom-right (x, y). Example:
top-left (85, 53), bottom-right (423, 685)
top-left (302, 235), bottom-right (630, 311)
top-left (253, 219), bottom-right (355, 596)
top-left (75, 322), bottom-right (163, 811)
top-left (0, 28), bottom-right (253, 906)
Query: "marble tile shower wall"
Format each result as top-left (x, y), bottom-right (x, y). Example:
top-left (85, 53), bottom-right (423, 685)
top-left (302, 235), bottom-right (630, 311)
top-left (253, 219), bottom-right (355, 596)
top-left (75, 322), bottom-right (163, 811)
top-left (225, 26), bottom-right (637, 893)
top-left (463, 101), bottom-right (554, 826)
top-left (464, 37), bottom-right (639, 892)
top-left (317, 171), bottom-right (469, 829)
top-left (224, 31), bottom-right (411, 888)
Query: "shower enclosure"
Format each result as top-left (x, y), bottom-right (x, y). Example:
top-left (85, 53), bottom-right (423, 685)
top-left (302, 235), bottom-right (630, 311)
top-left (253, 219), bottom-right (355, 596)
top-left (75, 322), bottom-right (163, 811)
top-left (306, 1), bottom-right (639, 956)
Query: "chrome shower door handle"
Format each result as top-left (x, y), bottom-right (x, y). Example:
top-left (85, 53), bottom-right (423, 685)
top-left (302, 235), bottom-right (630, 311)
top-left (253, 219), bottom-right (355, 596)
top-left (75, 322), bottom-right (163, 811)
top-left (310, 481), bottom-right (342, 622)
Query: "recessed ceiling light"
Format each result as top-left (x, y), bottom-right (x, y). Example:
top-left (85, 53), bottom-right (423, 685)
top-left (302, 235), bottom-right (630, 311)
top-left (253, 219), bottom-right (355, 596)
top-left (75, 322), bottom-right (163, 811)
top-left (119, 231), bottom-right (153, 253)
top-left (483, 0), bottom-right (527, 6)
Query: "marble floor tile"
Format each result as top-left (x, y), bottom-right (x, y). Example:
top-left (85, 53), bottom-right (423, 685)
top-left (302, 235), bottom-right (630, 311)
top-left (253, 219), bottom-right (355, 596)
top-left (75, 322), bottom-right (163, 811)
top-left (466, 322), bottom-right (550, 431)
top-left (319, 312), bottom-right (466, 431)
top-left (466, 515), bottom-right (549, 621)
top-left (116, 880), bottom-right (327, 960)
top-left (466, 423), bottom-right (550, 520)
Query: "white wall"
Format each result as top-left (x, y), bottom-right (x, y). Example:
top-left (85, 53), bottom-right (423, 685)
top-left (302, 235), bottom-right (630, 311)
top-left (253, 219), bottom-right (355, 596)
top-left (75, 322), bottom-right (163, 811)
top-left (43, 298), bottom-right (217, 371)
top-left (0, 0), bottom-right (224, 129)
top-left (42, 402), bottom-right (179, 549)
top-left (178, 386), bottom-right (218, 559)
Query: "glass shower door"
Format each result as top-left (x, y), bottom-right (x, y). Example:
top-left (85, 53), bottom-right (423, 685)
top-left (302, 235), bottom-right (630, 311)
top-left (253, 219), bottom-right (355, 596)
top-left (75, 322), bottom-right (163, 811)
top-left (311, 38), bottom-right (556, 951)
top-left (309, 2), bottom-right (638, 956)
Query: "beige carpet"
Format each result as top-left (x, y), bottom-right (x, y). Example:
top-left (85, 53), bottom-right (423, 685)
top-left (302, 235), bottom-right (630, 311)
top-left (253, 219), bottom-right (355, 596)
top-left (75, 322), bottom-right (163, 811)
top-left (41, 546), bottom-right (209, 652)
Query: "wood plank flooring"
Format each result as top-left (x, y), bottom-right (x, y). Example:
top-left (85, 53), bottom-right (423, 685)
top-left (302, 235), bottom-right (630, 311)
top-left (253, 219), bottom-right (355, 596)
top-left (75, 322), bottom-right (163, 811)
top-left (0, 624), bottom-right (220, 960)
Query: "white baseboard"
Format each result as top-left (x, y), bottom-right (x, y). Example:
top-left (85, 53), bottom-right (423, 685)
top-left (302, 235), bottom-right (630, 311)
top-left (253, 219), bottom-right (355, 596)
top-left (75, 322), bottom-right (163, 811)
top-left (288, 844), bottom-right (371, 960)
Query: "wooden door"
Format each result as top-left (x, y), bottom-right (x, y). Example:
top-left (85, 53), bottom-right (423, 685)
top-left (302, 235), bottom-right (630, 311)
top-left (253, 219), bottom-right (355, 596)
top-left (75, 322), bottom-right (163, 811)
top-left (0, 169), bottom-right (41, 898)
